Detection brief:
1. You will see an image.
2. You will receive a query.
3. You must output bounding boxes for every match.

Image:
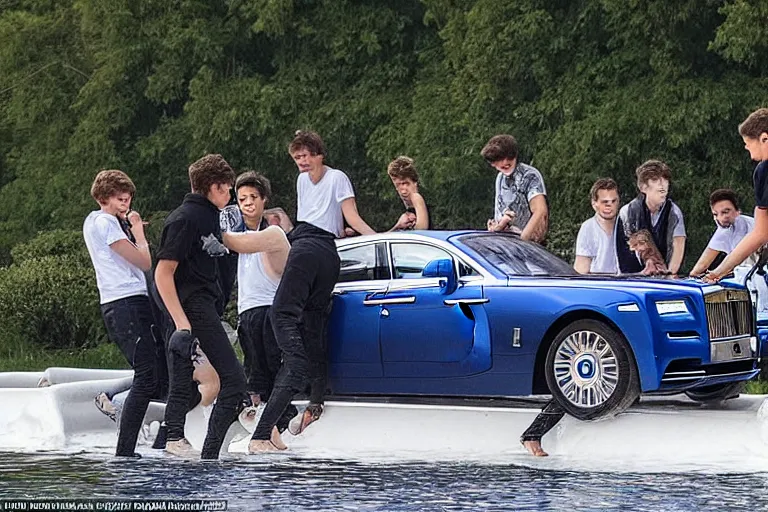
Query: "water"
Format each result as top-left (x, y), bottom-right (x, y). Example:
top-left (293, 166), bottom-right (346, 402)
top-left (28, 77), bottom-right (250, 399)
top-left (1, 452), bottom-right (767, 511)
top-left (3, 374), bottom-right (768, 511)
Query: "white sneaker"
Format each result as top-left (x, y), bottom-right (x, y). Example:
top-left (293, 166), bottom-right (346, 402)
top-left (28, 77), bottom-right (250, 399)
top-left (165, 438), bottom-right (197, 456)
top-left (94, 393), bottom-right (117, 422)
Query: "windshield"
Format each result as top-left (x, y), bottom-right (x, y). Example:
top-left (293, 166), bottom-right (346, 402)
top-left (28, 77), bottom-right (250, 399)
top-left (458, 233), bottom-right (578, 277)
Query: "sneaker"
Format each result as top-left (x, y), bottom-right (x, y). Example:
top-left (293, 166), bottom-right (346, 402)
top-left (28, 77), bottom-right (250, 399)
top-left (165, 438), bottom-right (196, 456)
top-left (152, 424), bottom-right (168, 450)
top-left (288, 403), bottom-right (323, 435)
top-left (94, 393), bottom-right (117, 422)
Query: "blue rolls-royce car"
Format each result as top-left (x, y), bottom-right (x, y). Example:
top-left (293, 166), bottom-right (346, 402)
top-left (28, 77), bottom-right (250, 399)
top-left (326, 231), bottom-right (759, 420)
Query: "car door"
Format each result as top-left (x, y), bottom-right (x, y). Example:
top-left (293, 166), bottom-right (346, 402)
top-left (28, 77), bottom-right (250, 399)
top-left (327, 241), bottom-right (389, 380)
top-left (378, 241), bottom-right (491, 378)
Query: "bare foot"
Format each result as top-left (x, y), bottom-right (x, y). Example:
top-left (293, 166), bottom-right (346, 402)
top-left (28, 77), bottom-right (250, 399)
top-left (270, 427), bottom-right (287, 450)
top-left (248, 439), bottom-right (284, 453)
top-left (523, 440), bottom-right (549, 457)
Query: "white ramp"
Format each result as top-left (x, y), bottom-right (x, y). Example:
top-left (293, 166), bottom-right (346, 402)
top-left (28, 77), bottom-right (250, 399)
top-left (2, 366), bottom-right (768, 474)
top-left (221, 397), bottom-right (768, 473)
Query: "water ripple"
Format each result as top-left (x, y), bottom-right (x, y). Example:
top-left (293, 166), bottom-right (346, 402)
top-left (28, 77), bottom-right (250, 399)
top-left (0, 452), bottom-right (767, 511)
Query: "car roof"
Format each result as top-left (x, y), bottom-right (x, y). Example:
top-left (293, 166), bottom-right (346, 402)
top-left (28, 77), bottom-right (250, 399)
top-left (335, 230), bottom-right (478, 247)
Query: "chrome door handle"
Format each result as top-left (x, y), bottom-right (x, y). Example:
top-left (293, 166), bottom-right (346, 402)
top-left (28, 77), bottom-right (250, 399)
top-left (443, 298), bottom-right (490, 306)
top-left (363, 296), bottom-right (416, 306)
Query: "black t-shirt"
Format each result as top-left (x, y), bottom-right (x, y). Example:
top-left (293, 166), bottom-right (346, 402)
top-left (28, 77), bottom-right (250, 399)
top-left (754, 160), bottom-right (768, 209)
top-left (156, 193), bottom-right (229, 305)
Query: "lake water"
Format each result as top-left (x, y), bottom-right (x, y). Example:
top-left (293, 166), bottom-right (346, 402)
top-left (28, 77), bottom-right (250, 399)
top-left (1, 451), bottom-right (767, 512)
top-left (3, 385), bottom-right (768, 511)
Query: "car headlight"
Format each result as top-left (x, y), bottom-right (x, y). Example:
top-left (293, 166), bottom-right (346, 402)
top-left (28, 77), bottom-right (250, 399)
top-left (656, 300), bottom-right (690, 315)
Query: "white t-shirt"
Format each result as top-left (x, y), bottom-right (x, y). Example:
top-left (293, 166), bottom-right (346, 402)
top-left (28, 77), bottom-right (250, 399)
top-left (707, 215), bottom-right (754, 254)
top-left (83, 211), bottom-right (148, 304)
top-left (235, 225), bottom-right (284, 314)
top-left (296, 167), bottom-right (355, 237)
top-left (575, 216), bottom-right (619, 274)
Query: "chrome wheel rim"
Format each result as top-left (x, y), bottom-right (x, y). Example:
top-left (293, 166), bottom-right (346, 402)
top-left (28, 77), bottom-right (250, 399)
top-left (553, 330), bottom-right (619, 408)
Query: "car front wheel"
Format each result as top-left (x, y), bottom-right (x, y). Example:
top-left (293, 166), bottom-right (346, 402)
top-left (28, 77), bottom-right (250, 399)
top-left (545, 319), bottom-right (640, 421)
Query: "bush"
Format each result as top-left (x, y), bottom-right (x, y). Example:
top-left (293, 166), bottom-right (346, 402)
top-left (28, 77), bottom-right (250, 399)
top-left (0, 231), bottom-right (106, 352)
top-left (11, 229), bottom-right (90, 265)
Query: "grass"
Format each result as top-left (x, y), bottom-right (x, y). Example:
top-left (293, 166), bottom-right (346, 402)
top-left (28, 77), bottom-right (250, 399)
top-left (0, 343), bottom-right (127, 372)
top-left (745, 379), bottom-right (768, 395)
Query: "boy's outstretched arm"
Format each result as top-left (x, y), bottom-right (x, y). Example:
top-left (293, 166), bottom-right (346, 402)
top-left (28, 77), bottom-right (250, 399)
top-left (222, 226), bottom-right (289, 254)
top-left (341, 197), bottom-right (376, 235)
top-left (264, 207), bottom-right (294, 233)
top-left (573, 256), bottom-right (592, 274)
top-left (155, 259), bottom-right (190, 331)
top-left (521, 195), bottom-right (548, 243)
top-left (690, 248), bottom-right (719, 277)
top-left (668, 237), bottom-right (685, 275)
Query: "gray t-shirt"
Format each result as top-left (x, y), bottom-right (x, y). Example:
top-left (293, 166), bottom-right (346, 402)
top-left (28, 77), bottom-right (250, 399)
top-left (494, 163), bottom-right (546, 231)
top-left (649, 202), bottom-right (687, 237)
top-left (575, 216), bottom-right (619, 274)
top-left (707, 215), bottom-right (754, 254)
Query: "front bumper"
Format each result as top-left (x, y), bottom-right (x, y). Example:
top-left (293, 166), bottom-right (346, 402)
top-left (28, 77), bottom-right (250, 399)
top-left (658, 358), bottom-right (759, 392)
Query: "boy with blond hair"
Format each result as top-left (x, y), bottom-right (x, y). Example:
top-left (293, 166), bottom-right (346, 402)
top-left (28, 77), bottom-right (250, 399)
top-left (83, 170), bottom-right (157, 458)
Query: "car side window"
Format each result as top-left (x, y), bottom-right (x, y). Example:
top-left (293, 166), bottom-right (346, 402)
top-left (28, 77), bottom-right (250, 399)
top-left (338, 243), bottom-right (390, 283)
top-left (390, 243), bottom-right (453, 279)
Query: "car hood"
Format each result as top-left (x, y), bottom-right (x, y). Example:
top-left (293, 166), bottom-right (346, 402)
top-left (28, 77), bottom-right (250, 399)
top-left (511, 274), bottom-right (740, 295)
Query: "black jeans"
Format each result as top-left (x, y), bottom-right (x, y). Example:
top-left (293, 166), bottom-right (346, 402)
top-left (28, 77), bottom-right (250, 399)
top-left (101, 295), bottom-right (159, 457)
top-left (520, 400), bottom-right (565, 442)
top-left (252, 227), bottom-right (340, 440)
top-left (163, 293), bottom-right (249, 459)
top-left (238, 306), bottom-right (298, 432)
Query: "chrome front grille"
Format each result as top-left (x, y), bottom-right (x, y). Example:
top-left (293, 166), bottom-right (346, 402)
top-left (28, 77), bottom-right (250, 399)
top-left (704, 289), bottom-right (752, 340)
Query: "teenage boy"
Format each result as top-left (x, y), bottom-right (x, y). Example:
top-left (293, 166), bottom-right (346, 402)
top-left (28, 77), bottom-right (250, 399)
top-left (690, 189), bottom-right (755, 277)
top-left (574, 178), bottom-right (621, 274)
top-left (219, 171), bottom-right (296, 447)
top-left (155, 154), bottom-right (248, 459)
top-left (387, 156), bottom-right (431, 230)
top-left (83, 170), bottom-right (157, 458)
top-left (481, 134), bottom-right (548, 243)
top-left (705, 108), bottom-right (768, 282)
top-left (248, 130), bottom-right (375, 452)
top-left (616, 160), bottom-right (686, 274)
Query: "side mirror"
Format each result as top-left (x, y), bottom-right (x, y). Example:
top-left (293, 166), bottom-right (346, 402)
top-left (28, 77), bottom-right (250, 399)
top-left (422, 258), bottom-right (458, 294)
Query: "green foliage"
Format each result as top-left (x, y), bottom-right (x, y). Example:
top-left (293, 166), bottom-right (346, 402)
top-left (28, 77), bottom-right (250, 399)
top-left (0, 1), bottom-right (766, 341)
top-left (10, 229), bottom-right (89, 264)
top-left (0, 230), bottom-right (104, 352)
top-left (0, 343), bottom-right (126, 372)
